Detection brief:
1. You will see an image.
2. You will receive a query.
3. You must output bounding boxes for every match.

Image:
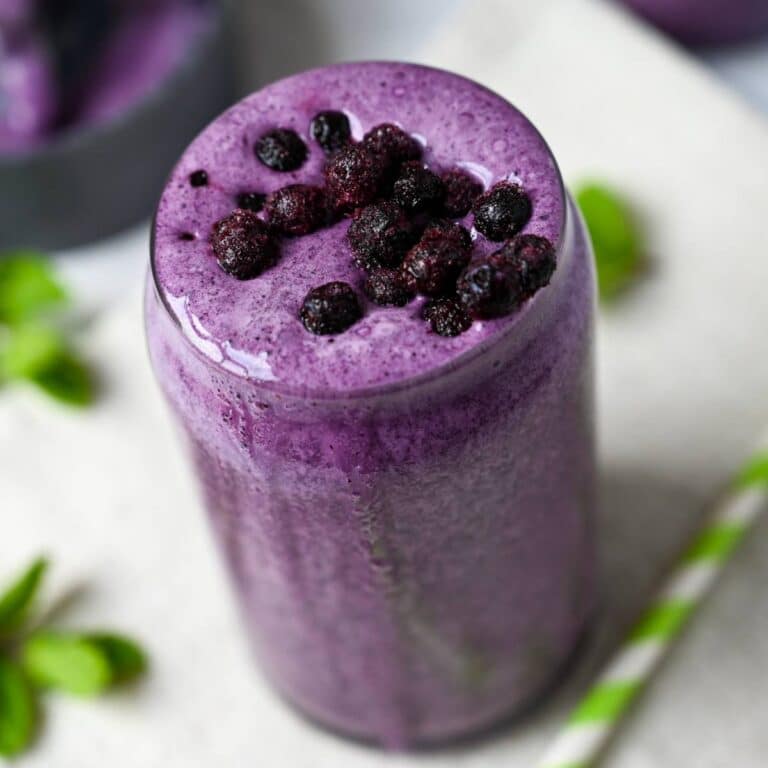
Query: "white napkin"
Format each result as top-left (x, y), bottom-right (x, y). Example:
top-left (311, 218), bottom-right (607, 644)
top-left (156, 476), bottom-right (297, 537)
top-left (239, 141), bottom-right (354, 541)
top-left (3, 0), bottom-right (768, 765)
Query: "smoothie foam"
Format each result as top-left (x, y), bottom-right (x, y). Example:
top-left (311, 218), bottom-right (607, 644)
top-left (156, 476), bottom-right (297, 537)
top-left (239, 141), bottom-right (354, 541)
top-left (147, 62), bottom-right (596, 747)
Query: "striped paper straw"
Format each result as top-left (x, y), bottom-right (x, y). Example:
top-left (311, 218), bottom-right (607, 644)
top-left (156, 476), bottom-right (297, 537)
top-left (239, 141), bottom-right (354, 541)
top-left (538, 449), bottom-right (768, 768)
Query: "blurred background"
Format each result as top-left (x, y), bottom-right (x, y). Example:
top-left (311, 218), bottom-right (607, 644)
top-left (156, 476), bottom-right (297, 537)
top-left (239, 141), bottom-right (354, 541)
top-left (2, 1), bottom-right (768, 766)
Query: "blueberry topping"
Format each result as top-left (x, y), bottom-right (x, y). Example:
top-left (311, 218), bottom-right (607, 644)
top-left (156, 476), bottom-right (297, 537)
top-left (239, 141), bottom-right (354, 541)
top-left (190, 170), bottom-right (208, 187)
top-left (179, 232), bottom-right (195, 241)
top-left (392, 161), bottom-right (446, 213)
top-left (441, 169), bottom-right (483, 218)
top-left (472, 181), bottom-right (532, 241)
top-left (401, 222), bottom-right (472, 296)
top-left (236, 191), bottom-right (267, 213)
top-left (456, 260), bottom-right (524, 319)
top-left (363, 123), bottom-right (422, 167)
top-left (501, 234), bottom-right (557, 296)
top-left (325, 144), bottom-right (386, 214)
top-left (300, 282), bottom-right (363, 335)
top-left (420, 220), bottom-right (473, 251)
top-left (211, 209), bottom-right (279, 280)
top-left (265, 184), bottom-right (327, 236)
top-left (363, 268), bottom-right (415, 307)
top-left (255, 128), bottom-right (308, 172)
top-left (347, 201), bottom-right (417, 270)
top-left (422, 297), bottom-right (472, 337)
top-left (310, 110), bottom-right (352, 155)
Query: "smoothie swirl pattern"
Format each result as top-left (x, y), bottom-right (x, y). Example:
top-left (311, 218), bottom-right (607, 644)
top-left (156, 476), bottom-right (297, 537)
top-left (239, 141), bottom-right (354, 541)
top-left (152, 62), bottom-right (565, 396)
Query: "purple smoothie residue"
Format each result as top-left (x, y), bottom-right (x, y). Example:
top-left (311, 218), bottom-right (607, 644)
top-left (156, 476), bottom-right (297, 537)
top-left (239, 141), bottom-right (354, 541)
top-left (152, 62), bottom-right (566, 396)
top-left (620, 0), bottom-right (768, 45)
top-left (0, 0), bottom-right (212, 153)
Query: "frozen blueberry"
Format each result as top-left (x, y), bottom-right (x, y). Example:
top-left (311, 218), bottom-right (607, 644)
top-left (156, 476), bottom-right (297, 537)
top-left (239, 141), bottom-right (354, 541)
top-left (255, 128), bottom-right (307, 172)
top-left (456, 259), bottom-right (525, 318)
top-left (420, 220), bottom-right (472, 251)
top-left (310, 110), bottom-right (352, 154)
top-left (190, 170), bottom-right (208, 187)
top-left (500, 234), bottom-right (557, 296)
top-left (441, 169), bottom-right (483, 218)
top-left (211, 209), bottom-right (278, 280)
top-left (363, 268), bottom-right (415, 307)
top-left (363, 123), bottom-right (422, 167)
top-left (325, 144), bottom-right (386, 214)
top-left (401, 223), bottom-right (472, 296)
top-left (300, 282), bottom-right (362, 335)
top-left (236, 191), bottom-right (267, 213)
top-left (265, 184), bottom-right (327, 236)
top-left (472, 181), bottom-right (532, 241)
top-left (392, 161), bottom-right (446, 213)
top-left (347, 201), bottom-right (417, 270)
top-left (422, 297), bottom-right (472, 337)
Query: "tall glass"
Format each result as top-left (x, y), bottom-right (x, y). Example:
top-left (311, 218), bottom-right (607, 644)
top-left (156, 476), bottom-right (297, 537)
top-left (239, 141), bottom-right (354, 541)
top-left (145, 63), bottom-right (596, 748)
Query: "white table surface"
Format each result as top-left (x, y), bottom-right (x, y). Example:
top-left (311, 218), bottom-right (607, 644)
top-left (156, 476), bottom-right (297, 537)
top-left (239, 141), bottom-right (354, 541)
top-left (4, 1), bottom-right (768, 766)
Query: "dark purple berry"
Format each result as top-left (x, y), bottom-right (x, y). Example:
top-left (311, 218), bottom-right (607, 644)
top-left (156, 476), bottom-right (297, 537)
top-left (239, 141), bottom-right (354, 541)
top-left (363, 123), bottom-right (422, 166)
top-left (401, 224), bottom-right (472, 297)
top-left (422, 297), bottom-right (472, 337)
top-left (420, 220), bottom-right (472, 251)
top-left (310, 110), bottom-right (352, 154)
top-left (441, 169), bottom-right (483, 218)
top-left (300, 282), bottom-right (362, 335)
top-left (500, 234), bottom-right (557, 296)
top-left (211, 209), bottom-right (278, 280)
top-left (347, 201), bottom-right (416, 270)
top-left (363, 268), bottom-right (415, 307)
top-left (255, 128), bottom-right (307, 172)
top-left (190, 170), bottom-right (208, 187)
top-left (236, 191), bottom-right (266, 213)
top-left (472, 181), bottom-right (532, 241)
top-left (392, 161), bottom-right (446, 213)
top-left (179, 232), bottom-right (195, 241)
top-left (456, 260), bottom-right (524, 318)
top-left (325, 144), bottom-right (386, 214)
top-left (265, 184), bottom-right (327, 236)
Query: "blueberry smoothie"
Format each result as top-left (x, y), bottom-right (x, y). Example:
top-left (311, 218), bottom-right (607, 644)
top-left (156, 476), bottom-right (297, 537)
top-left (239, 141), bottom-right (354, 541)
top-left (621, 0), bottom-right (768, 46)
top-left (146, 63), bottom-right (596, 747)
top-left (0, 0), bottom-right (213, 153)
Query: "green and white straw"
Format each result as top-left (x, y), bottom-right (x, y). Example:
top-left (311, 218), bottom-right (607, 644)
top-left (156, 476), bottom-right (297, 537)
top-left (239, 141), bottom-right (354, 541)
top-left (538, 449), bottom-right (768, 768)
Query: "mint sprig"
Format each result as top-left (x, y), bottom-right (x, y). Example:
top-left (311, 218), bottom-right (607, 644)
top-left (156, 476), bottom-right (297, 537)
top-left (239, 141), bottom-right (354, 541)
top-left (0, 657), bottom-right (36, 758)
top-left (574, 182), bottom-right (645, 302)
top-left (0, 557), bottom-right (148, 757)
top-left (0, 558), bottom-right (48, 639)
top-left (0, 252), bottom-right (95, 406)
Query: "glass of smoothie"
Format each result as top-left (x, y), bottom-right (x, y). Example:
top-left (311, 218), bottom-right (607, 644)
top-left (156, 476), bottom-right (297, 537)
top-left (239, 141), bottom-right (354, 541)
top-left (620, 0), bottom-right (768, 46)
top-left (146, 62), bottom-right (596, 748)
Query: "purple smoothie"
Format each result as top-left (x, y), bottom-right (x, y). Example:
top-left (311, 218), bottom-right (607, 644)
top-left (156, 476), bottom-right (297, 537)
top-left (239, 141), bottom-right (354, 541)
top-left (146, 62), bottom-right (596, 747)
top-left (0, 0), bottom-right (212, 153)
top-left (621, 0), bottom-right (768, 46)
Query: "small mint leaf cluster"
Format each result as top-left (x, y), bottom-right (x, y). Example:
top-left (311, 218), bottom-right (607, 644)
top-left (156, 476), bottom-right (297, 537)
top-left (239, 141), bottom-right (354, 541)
top-left (0, 252), bottom-right (95, 406)
top-left (0, 557), bottom-right (148, 758)
top-left (574, 182), bottom-right (646, 302)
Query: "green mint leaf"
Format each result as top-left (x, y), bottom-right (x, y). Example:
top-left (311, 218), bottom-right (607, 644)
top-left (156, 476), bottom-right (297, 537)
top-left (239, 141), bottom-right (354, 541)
top-left (0, 558), bottom-right (48, 637)
top-left (0, 656), bottom-right (36, 757)
top-left (575, 182), bottom-right (644, 301)
top-left (22, 632), bottom-right (112, 697)
top-left (0, 253), bottom-right (67, 326)
top-left (28, 350), bottom-right (96, 407)
top-left (735, 451), bottom-right (768, 490)
top-left (0, 325), bottom-right (67, 381)
top-left (86, 634), bottom-right (148, 685)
